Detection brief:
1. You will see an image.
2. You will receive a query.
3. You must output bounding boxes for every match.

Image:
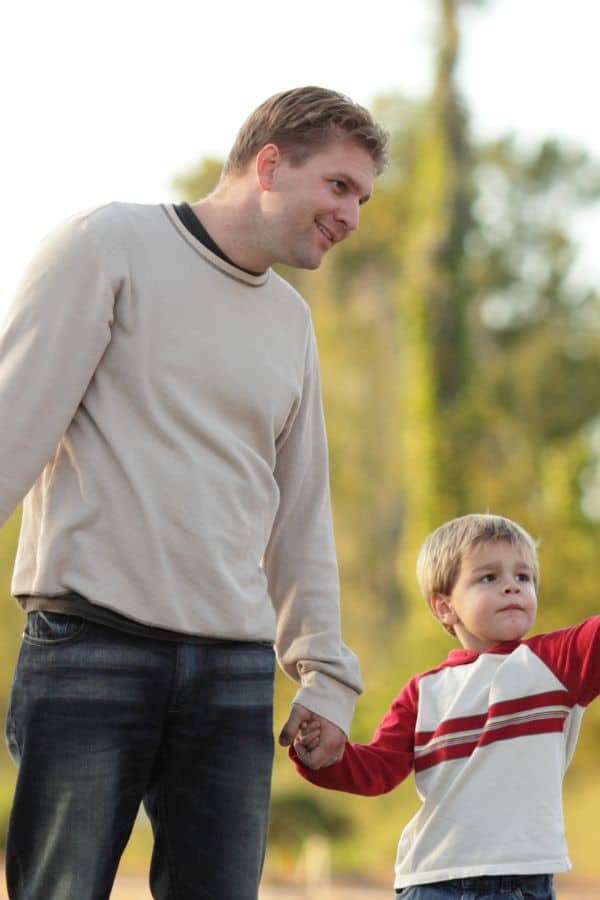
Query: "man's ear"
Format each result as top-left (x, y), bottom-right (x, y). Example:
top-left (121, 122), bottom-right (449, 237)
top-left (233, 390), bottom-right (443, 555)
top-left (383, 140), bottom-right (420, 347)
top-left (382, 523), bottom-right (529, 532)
top-left (431, 592), bottom-right (458, 627)
top-left (255, 143), bottom-right (282, 191)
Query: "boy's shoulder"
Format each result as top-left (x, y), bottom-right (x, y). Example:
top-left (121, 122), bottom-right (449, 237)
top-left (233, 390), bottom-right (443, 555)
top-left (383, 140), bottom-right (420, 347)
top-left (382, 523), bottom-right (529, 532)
top-left (522, 616), bottom-right (600, 704)
top-left (415, 646), bottom-right (483, 681)
top-left (524, 615), bottom-right (600, 652)
top-left (392, 616), bottom-right (600, 710)
top-left (392, 649), bottom-right (480, 707)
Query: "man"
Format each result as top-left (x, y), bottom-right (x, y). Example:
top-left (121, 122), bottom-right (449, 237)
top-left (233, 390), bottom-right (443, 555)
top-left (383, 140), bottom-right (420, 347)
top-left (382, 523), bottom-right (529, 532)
top-left (0, 86), bottom-right (388, 899)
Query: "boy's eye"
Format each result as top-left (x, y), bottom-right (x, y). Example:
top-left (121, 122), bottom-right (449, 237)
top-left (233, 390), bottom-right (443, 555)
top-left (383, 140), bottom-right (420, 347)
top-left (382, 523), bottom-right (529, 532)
top-left (517, 572), bottom-right (531, 582)
top-left (480, 574), bottom-right (495, 583)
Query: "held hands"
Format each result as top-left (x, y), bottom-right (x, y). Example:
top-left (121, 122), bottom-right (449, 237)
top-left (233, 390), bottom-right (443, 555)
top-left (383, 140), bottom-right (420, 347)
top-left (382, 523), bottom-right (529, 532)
top-left (279, 704), bottom-right (346, 771)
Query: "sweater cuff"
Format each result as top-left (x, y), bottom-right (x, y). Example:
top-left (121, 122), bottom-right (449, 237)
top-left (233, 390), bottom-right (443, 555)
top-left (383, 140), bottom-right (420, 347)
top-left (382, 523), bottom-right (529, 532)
top-left (291, 670), bottom-right (359, 736)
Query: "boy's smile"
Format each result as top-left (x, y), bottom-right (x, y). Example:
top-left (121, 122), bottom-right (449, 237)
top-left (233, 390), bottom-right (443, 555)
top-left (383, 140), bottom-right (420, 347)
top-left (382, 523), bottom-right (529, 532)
top-left (432, 540), bottom-right (538, 653)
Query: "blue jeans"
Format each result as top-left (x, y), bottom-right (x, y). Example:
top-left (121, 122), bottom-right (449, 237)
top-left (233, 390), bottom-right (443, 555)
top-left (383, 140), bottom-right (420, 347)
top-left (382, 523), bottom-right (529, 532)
top-left (5, 612), bottom-right (275, 900)
top-left (395, 874), bottom-right (555, 899)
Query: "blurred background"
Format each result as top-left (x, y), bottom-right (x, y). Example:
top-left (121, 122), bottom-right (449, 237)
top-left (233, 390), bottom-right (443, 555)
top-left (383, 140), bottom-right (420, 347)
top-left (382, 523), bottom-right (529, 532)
top-left (2, 0), bottom-right (600, 893)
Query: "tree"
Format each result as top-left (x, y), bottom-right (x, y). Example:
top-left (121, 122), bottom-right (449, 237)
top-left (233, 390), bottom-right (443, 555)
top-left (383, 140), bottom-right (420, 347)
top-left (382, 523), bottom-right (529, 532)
top-left (169, 0), bottom-right (600, 872)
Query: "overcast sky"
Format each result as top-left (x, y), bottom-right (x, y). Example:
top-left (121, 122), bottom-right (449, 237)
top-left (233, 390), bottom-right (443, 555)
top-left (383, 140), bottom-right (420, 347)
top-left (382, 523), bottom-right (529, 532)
top-left (1, 0), bottom-right (599, 314)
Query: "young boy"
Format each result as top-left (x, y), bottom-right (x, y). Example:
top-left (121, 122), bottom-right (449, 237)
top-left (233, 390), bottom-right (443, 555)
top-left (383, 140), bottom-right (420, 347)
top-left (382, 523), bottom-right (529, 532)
top-left (291, 513), bottom-right (600, 899)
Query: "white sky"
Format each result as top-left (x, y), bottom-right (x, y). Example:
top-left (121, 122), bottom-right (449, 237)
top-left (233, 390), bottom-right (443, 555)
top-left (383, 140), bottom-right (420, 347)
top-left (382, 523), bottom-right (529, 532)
top-left (1, 0), bottom-right (599, 315)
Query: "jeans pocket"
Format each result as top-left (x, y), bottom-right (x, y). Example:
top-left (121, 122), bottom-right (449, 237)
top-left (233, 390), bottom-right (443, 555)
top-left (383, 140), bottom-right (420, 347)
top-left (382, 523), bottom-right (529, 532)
top-left (395, 888), bottom-right (451, 899)
top-left (23, 610), bottom-right (87, 644)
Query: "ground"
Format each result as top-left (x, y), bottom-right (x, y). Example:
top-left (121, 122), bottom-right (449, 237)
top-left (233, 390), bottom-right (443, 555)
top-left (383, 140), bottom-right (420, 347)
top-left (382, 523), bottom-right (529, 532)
top-left (0, 868), bottom-right (597, 897)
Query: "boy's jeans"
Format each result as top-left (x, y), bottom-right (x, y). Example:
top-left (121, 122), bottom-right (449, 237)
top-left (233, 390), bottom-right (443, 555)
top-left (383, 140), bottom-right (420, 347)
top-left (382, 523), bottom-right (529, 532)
top-left (395, 873), bottom-right (555, 899)
top-left (5, 612), bottom-right (275, 900)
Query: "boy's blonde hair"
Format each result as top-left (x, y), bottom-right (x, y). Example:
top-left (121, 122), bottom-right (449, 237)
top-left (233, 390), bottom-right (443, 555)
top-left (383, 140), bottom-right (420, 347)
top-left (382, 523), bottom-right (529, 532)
top-left (416, 514), bottom-right (539, 613)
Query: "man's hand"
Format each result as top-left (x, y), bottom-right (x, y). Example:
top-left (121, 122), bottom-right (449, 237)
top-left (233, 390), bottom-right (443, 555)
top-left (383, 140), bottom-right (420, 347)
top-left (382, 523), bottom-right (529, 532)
top-left (279, 704), bottom-right (346, 770)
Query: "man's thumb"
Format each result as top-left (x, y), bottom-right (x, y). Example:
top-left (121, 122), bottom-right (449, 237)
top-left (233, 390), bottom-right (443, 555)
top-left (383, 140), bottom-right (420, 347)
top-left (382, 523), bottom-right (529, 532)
top-left (278, 704), bottom-right (308, 746)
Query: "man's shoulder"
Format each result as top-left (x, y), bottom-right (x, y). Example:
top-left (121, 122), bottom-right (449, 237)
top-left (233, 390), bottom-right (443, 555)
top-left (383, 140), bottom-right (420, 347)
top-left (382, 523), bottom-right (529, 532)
top-left (269, 268), bottom-right (310, 312)
top-left (69, 201), bottom-right (165, 234)
top-left (50, 202), bottom-right (168, 264)
top-left (261, 269), bottom-right (315, 351)
top-left (45, 201), bottom-right (159, 245)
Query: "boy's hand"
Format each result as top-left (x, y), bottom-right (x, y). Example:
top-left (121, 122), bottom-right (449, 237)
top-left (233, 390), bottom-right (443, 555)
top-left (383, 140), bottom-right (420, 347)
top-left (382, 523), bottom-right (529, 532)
top-left (295, 717), bottom-right (321, 751)
top-left (279, 704), bottom-right (346, 770)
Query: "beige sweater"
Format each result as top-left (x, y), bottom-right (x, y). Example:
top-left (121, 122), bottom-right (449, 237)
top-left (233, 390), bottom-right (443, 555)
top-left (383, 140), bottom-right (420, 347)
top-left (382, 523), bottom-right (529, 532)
top-left (0, 202), bottom-right (362, 731)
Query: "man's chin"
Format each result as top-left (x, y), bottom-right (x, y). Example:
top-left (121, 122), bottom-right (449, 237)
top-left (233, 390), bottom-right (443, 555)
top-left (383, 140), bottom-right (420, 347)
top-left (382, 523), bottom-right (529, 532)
top-left (281, 244), bottom-right (327, 270)
top-left (297, 248), bottom-right (327, 270)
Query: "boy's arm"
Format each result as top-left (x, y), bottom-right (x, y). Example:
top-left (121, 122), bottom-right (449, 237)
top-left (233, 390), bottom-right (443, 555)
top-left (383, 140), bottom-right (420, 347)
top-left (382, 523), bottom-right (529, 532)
top-left (290, 679), bottom-right (418, 796)
top-left (529, 615), bottom-right (600, 705)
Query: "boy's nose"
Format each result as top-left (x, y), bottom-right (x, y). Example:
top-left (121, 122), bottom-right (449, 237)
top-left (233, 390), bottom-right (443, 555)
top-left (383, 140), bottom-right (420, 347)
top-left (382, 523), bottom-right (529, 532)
top-left (503, 581), bottom-right (520, 593)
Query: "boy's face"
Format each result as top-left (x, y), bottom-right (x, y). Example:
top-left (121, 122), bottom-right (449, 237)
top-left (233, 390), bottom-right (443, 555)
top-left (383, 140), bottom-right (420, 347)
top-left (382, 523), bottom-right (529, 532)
top-left (432, 540), bottom-right (538, 653)
top-left (257, 138), bottom-right (376, 270)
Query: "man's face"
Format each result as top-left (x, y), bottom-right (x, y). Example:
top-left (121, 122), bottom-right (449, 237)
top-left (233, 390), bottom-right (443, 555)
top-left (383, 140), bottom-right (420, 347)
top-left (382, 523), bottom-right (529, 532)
top-left (259, 139), bottom-right (377, 270)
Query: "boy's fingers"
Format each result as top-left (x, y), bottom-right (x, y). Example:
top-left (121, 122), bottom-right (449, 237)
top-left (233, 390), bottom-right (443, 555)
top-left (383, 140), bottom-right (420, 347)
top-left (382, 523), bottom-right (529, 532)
top-left (293, 740), bottom-right (312, 766)
top-left (278, 703), bottom-right (311, 746)
top-left (300, 722), bottom-right (321, 736)
top-left (295, 731), bottom-right (320, 750)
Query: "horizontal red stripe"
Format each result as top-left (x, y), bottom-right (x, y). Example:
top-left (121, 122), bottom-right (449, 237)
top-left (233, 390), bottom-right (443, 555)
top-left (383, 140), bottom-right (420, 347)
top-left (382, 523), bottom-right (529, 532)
top-left (415, 714), bottom-right (487, 746)
top-left (414, 718), bottom-right (566, 772)
top-left (415, 740), bottom-right (477, 771)
top-left (415, 690), bottom-right (570, 747)
top-left (488, 690), bottom-right (570, 718)
top-left (479, 718), bottom-right (566, 747)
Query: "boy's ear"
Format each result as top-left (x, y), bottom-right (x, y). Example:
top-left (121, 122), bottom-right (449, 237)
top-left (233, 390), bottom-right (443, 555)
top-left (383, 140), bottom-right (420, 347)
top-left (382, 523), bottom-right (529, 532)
top-left (255, 143), bottom-right (282, 191)
top-left (431, 592), bottom-right (458, 627)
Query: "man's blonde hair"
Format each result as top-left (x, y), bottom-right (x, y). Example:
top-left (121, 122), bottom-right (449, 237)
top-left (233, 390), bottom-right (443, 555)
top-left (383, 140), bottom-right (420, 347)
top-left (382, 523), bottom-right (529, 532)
top-left (223, 86), bottom-right (389, 177)
top-left (416, 513), bottom-right (540, 606)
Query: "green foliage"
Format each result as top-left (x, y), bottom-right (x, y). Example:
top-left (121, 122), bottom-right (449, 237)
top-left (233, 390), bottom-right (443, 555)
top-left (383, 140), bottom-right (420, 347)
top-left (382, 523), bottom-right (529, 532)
top-left (268, 790), bottom-right (352, 849)
top-left (0, 511), bottom-right (23, 710)
top-left (267, 0), bottom-right (600, 879)
top-left (171, 156), bottom-right (222, 201)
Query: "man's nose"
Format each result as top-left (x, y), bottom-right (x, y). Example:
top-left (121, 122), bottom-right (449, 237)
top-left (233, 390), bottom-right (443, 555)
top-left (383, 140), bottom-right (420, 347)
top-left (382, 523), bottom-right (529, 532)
top-left (337, 198), bottom-right (360, 233)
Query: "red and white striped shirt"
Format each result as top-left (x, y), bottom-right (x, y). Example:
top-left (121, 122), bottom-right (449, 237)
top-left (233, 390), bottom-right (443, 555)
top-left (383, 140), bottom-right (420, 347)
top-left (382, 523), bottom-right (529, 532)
top-left (292, 617), bottom-right (600, 888)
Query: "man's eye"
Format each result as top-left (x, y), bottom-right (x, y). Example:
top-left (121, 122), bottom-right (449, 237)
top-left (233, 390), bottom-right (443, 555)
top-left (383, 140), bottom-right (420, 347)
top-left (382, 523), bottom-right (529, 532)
top-left (332, 180), bottom-right (346, 191)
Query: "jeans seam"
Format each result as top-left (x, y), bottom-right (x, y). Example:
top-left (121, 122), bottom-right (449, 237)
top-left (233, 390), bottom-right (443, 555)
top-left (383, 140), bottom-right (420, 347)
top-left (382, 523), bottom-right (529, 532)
top-left (158, 771), bottom-right (179, 900)
top-left (7, 838), bottom-right (27, 900)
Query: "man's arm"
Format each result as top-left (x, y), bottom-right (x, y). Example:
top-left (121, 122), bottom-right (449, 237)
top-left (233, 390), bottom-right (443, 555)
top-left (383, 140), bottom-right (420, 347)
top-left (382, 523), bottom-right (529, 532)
top-left (263, 321), bottom-right (363, 740)
top-left (0, 213), bottom-right (119, 526)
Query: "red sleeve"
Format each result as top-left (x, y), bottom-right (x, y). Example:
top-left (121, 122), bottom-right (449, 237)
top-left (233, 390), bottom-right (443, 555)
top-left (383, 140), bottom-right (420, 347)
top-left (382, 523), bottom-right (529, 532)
top-left (289, 676), bottom-right (419, 796)
top-left (527, 616), bottom-right (600, 706)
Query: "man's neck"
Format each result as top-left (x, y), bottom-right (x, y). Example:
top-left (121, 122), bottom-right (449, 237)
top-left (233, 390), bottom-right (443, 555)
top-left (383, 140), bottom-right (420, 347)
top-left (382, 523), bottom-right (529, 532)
top-left (190, 192), bottom-right (270, 274)
top-left (175, 203), bottom-right (264, 277)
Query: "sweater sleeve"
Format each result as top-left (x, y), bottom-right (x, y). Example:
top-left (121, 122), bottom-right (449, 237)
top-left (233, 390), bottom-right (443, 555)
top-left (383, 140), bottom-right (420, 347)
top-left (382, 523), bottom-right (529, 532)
top-left (290, 678), bottom-right (418, 795)
top-left (528, 615), bottom-right (600, 706)
top-left (0, 213), bottom-right (119, 527)
top-left (263, 324), bottom-right (362, 735)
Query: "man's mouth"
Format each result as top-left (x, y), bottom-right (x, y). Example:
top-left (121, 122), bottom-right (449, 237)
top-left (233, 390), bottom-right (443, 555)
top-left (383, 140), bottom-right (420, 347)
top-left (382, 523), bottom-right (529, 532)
top-left (315, 220), bottom-right (335, 245)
